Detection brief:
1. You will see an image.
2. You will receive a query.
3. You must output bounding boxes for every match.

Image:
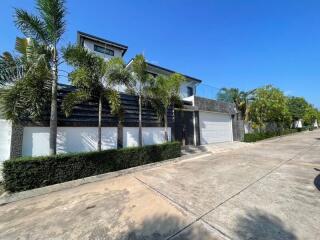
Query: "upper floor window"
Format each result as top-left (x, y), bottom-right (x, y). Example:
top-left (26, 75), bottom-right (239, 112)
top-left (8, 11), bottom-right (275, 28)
top-left (187, 86), bottom-right (193, 97)
top-left (94, 44), bottom-right (114, 56)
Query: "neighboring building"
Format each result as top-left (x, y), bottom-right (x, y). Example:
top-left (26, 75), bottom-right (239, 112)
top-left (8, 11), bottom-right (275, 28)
top-left (0, 31), bottom-right (244, 162)
top-left (293, 119), bottom-right (303, 129)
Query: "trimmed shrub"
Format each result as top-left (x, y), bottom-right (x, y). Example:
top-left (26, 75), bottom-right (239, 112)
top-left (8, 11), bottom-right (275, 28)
top-left (244, 129), bottom-right (299, 142)
top-left (3, 142), bottom-right (181, 192)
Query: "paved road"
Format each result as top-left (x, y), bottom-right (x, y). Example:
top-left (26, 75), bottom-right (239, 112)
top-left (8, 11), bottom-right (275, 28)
top-left (1, 131), bottom-right (320, 239)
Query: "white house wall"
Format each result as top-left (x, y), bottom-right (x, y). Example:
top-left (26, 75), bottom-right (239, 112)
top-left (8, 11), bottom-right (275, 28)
top-left (0, 120), bottom-right (12, 162)
top-left (22, 126), bottom-right (171, 157)
top-left (83, 39), bottom-right (123, 61)
top-left (123, 127), bottom-right (171, 147)
top-left (180, 82), bottom-right (197, 98)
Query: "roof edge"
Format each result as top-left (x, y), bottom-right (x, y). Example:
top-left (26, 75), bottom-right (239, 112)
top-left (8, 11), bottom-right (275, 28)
top-left (77, 31), bottom-right (128, 56)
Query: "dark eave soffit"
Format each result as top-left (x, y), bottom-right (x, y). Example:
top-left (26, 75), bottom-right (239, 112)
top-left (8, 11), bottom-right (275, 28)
top-left (126, 59), bottom-right (202, 84)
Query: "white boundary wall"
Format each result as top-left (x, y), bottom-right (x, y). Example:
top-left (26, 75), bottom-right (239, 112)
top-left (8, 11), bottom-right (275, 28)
top-left (0, 120), bottom-right (12, 163)
top-left (123, 127), bottom-right (171, 147)
top-left (22, 126), bottom-right (171, 157)
top-left (22, 127), bottom-right (117, 157)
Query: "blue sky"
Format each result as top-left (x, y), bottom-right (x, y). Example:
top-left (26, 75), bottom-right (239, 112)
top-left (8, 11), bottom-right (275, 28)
top-left (1, 0), bottom-right (320, 107)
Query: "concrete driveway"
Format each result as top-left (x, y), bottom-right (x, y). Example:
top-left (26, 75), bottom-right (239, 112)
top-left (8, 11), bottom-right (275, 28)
top-left (1, 131), bottom-right (320, 240)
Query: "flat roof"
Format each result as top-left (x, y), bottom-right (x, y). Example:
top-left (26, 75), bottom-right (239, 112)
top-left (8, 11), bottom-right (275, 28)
top-left (126, 59), bottom-right (202, 83)
top-left (77, 31), bottom-right (128, 56)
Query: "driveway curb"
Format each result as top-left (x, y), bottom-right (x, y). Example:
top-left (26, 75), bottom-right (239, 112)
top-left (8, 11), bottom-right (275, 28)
top-left (0, 152), bottom-right (211, 206)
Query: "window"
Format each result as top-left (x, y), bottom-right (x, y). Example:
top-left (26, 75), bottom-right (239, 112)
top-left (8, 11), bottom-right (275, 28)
top-left (187, 86), bottom-right (193, 97)
top-left (94, 44), bottom-right (114, 56)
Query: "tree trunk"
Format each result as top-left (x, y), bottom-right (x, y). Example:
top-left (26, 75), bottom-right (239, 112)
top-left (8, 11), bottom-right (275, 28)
top-left (164, 109), bottom-right (168, 142)
top-left (138, 94), bottom-right (143, 147)
top-left (49, 46), bottom-right (58, 155)
top-left (97, 94), bottom-right (102, 151)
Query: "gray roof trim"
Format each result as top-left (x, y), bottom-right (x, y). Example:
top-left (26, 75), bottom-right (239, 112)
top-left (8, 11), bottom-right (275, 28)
top-left (126, 59), bottom-right (202, 83)
top-left (77, 31), bottom-right (128, 56)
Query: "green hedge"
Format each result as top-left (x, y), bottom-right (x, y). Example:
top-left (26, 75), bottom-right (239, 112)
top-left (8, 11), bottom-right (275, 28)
top-left (244, 129), bottom-right (299, 142)
top-left (3, 142), bottom-right (181, 192)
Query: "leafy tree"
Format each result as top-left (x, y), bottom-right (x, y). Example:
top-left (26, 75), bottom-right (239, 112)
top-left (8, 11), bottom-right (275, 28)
top-left (286, 96), bottom-right (309, 121)
top-left (248, 85), bottom-right (291, 131)
top-left (303, 105), bottom-right (318, 126)
top-left (127, 54), bottom-right (153, 146)
top-left (14, 0), bottom-right (66, 155)
top-left (63, 45), bottom-right (131, 151)
top-left (217, 87), bottom-right (255, 120)
top-left (148, 73), bottom-right (185, 141)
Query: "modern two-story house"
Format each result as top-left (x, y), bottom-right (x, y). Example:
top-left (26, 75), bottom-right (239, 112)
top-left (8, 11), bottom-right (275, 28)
top-left (77, 31), bottom-right (201, 100)
top-left (77, 31), bottom-right (243, 144)
top-left (0, 31), bottom-right (243, 162)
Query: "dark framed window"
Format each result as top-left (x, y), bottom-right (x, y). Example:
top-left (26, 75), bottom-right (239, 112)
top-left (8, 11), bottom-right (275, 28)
top-left (94, 44), bottom-right (114, 56)
top-left (187, 86), bottom-right (193, 97)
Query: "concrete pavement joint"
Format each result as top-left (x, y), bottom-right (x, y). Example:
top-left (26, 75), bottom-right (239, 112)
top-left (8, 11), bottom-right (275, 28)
top-left (197, 140), bottom-right (318, 221)
top-left (166, 139), bottom-right (318, 239)
top-left (134, 176), bottom-right (198, 218)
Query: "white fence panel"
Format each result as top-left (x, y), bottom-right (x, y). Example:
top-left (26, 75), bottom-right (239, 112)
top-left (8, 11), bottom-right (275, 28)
top-left (22, 127), bottom-right (117, 157)
top-left (123, 127), bottom-right (171, 147)
top-left (0, 120), bottom-right (12, 162)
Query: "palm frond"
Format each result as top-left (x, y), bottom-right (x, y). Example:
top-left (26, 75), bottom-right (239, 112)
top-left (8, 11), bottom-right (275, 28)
top-left (105, 57), bottom-right (131, 86)
top-left (0, 52), bottom-right (24, 85)
top-left (14, 8), bottom-right (48, 43)
top-left (62, 90), bottom-right (90, 117)
top-left (15, 37), bottom-right (29, 56)
top-left (104, 89), bottom-right (121, 115)
top-left (37, 0), bottom-right (66, 42)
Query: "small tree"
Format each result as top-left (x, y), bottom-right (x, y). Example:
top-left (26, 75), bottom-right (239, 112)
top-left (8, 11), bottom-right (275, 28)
top-left (217, 87), bottom-right (255, 120)
top-left (248, 85), bottom-right (291, 131)
top-left (148, 73), bottom-right (185, 141)
top-left (127, 54), bottom-right (153, 146)
top-left (15, 0), bottom-right (66, 155)
top-left (286, 96), bottom-right (309, 122)
top-left (303, 105), bottom-right (318, 127)
top-left (63, 45), bottom-right (131, 151)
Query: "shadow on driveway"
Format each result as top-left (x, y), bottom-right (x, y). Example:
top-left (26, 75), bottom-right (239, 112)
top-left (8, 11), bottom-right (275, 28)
top-left (235, 210), bottom-right (297, 240)
top-left (88, 215), bottom-right (213, 240)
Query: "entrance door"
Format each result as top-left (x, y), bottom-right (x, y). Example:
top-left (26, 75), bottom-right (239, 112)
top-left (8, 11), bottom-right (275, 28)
top-left (174, 110), bottom-right (194, 145)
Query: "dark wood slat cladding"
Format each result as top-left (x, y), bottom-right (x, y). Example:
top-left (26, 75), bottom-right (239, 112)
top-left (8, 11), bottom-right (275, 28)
top-left (23, 84), bottom-right (174, 127)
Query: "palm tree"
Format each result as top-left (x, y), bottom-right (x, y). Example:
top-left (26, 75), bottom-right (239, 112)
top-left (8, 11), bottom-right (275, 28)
top-left (217, 87), bottom-right (255, 120)
top-left (62, 45), bottom-right (131, 151)
top-left (148, 73), bottom-right (185, 141)
top-left (14, 0), bottom-right (66, 155)
top-left (0, 37), bottom-right (51, 122)
top-left (127, 54), bottom-right (153, 147)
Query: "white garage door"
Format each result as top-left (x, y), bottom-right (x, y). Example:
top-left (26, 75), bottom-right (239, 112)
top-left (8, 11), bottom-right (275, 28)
top-left (199, 112), bottom-right (233, 144)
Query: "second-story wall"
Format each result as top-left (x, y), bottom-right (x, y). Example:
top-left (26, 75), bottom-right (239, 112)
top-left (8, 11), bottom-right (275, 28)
top-left (83, 39), bottom-right (123, 61)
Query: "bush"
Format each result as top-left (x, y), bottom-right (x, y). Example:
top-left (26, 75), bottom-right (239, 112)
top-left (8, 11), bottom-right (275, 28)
top-left (244, 129), bottom-right (298, 142)
top-left (3, 142), bottom-right (181, 192)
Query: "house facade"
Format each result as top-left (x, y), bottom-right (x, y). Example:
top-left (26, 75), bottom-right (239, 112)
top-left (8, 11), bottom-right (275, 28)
top-left (0, 31), bottom-right (244, 163)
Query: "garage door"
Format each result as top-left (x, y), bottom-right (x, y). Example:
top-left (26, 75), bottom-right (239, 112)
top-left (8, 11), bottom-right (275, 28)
top-left (199, 112), bottom-right (233, 144)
